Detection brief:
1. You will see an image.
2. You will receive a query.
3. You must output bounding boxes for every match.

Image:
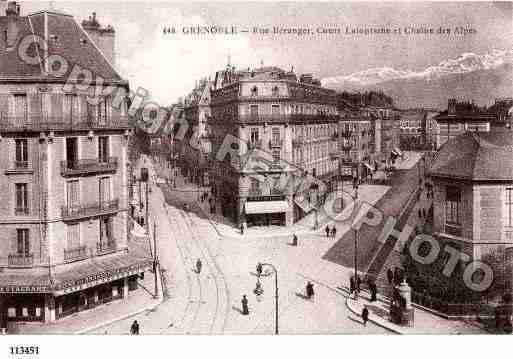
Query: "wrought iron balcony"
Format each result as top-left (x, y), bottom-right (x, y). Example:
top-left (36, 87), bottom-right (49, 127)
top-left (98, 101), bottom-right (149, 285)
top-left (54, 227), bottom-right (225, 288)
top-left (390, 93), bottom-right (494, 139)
top-left (96, 240), bottom-right (117, 255)
top-left (60, 157), bottom-right (118, 177)
top-left (61, 199), bottom-right (119, 221)
top-left (269, 139), bottom-right (283, 148)
top-left (64, 245), bottom-right (88, 263)
top-left (8, 253), bottom-right (34, 267)
top-left (0, 114), bottom-right (130, 132)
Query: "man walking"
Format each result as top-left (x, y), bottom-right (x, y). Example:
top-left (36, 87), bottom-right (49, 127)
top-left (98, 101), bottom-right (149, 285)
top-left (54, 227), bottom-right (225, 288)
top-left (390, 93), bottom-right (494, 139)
top-left (130, 320), bottom-right (140, 335)
top-left (241, 295), bottom-right (249, 315)
top-left (325, 225), bottom-right (330, 238)
top-left (331, 226), bottom-right (337, 239)
top-left (306, 281), bottom-right (315, 300)
top-left (362, 306), bottom-right (369, 327)
top-left (196, 258), bottom-right (202, 274)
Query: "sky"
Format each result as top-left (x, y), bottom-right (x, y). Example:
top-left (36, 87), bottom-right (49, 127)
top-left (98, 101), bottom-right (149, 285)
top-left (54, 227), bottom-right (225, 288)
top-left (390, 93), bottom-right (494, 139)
top-left (20, 1), bottom-right (513, 106)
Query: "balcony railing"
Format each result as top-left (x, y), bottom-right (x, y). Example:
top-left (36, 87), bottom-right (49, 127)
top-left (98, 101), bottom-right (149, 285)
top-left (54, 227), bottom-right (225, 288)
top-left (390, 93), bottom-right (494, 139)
top-left (61, 199), bottom-right (119, 221)
top-left (8, 253), bottom-right (34, 267)
top-left (237, 114), bottom-right (339, 124)
top-left (14, 160), bottom-right (29, 169)
top-left (60, 157), bottom-right (118, 177)
top-left (96, 240), bottom-right (117, 255)
top-left (64, 245), bottom-right (88, 263)
top-left (0, 114), bottom-right (130, 132)
top-left (269, 139), bottom-right (283, 148)
top-left (292, 138), bottom-right (304, 147)
top-left (15, 207), bottom-right (29, 216)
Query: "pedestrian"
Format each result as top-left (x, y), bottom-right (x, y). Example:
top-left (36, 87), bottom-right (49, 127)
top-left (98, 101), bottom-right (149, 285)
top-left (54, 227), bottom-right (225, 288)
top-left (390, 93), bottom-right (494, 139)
top-left (256, 262), bottom-right (263, 277)
top-left (306, 281), bottom-right (315, 300)
top-left (292, 233), bottom-right (298, 246)
top-left (240, 224), bottom-right (244, 235)
top-left (196, 258), bottom-right (202, 274)
top-left (349, 276), bottom-right (355, 294)
top-left (331, 226), bottom-right (337, 239)
top-left (241, 295), bottom-right (249, 315)
top-left (362, 306), bottom-right (369, 327)
top-left (386, 268), bottom-right (393, 285)
top-left (130, 320), bottom-right (140, 335)
top-left (369, 281), bottom-right (377, 302)
top-left (356, 275), bottom-right (361, 292)
top-left (325, 225), bottom-right (330, 238)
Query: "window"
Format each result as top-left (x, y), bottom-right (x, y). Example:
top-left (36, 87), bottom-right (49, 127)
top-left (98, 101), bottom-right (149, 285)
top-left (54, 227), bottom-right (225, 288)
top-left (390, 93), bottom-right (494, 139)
top-left (15, 183), bottom-right (28, 215)
top-left (445, 186), bottom-right (461, 236)
top-left (67, 223), bottom-right (80, 249)
top-left (99, 177), bottom-right (111, 204)
top-left (272, 150), bottom-right (280, 163)
top-left (98, 136), bottom-right (109, 163)
top-left (271, 104), bottom-right (280, 115)
top-left (66, 180), bottom-right (80, 208)
top-left (99, 216), bottom-right (113, 243)
top-left (64, 94), bottom-right (78, 121)
top-left (13, 94), bottom-right (28, 122)
top-left (15, 139), bottom-right (28, 168)
top-left (272, 127), bottom-right (280, 142)
top-left (507, 188), bottom-right (513, 227)
top-left (251, 86), bottom-right (258, 96)
top-left (250, 178), bottom-right (260, 193)
top-left (446, 186), bottom-right (461, 224)
top-left (250, 105), bottom-right (258, 116)
top-left (66, 137), bottom-right (78, 168)
top-left (16, 229), bottom-right (30, 256)
top-left (272, 86), bottom-right (279, 97)
top-left (250, 128), bottom-right (259, 143)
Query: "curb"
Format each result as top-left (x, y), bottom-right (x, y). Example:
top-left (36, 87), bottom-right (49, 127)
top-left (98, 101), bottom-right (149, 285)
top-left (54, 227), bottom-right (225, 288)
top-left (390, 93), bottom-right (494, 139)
top-left (75, 295), bottom-right (164, 335)
top-left (345, 296), bottom-right (402, 334)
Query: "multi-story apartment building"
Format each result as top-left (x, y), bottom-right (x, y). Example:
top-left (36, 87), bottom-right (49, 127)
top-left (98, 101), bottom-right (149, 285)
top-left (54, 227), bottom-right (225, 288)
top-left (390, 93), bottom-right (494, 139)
top-left (434, 98), bottom-right (513, 149)
top-left (338, 111), bottom-right (375, 183)
top-left (182, 79), bottom-right (212, 186)
top-left (427, 131), bottom-right (513, 300)
top-left (209, 66), bottom-right (339, 227)
top-left (398, 109), bottom-right (427, 150)
top-left (0, 4), bottom-right (150, 326)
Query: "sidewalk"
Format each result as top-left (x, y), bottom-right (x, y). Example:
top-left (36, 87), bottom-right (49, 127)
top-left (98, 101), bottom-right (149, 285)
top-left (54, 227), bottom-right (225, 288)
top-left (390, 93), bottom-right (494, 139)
top-left (345, 289), bottom-right (487, 334)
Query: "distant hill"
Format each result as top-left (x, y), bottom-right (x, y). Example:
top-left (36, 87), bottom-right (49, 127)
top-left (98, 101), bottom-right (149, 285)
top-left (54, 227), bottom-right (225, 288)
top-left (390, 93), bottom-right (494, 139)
top-left (322, 50), bottom-right (513, 109)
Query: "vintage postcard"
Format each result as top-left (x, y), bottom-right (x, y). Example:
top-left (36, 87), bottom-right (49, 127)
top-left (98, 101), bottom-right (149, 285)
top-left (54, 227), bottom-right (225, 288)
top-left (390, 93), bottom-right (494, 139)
top-left (0, 0), bottom-right (512, 352)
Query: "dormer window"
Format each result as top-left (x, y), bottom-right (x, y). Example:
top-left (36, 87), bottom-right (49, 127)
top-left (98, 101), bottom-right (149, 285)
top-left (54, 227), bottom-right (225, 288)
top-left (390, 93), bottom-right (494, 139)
top-left (251, 86), bottom-right (258, 97)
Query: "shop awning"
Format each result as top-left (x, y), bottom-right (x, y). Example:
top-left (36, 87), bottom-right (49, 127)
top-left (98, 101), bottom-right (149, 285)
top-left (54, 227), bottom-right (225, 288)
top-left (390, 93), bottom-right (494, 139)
top-left (245, 200), bottom-right (289, 214)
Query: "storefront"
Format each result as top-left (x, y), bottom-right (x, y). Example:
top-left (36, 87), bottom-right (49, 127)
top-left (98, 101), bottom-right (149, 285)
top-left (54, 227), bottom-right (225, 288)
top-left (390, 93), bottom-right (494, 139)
top-left (245, 197), bottom-right (289, 227)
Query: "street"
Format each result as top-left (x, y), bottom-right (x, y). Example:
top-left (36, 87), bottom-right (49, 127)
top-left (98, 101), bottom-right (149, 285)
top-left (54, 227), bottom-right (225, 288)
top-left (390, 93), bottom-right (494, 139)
top-left (90, 155), bottom-right (389, 334)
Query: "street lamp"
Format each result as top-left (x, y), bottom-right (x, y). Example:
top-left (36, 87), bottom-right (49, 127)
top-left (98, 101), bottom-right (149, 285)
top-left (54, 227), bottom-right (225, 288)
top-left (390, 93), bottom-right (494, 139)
top-left (258, 262), bottom-right (279, 335)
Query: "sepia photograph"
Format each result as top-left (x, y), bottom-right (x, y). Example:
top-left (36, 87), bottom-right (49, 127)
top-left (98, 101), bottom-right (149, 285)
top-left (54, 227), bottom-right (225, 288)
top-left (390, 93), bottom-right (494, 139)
top-left (0, 0), bottom-right (512, 357)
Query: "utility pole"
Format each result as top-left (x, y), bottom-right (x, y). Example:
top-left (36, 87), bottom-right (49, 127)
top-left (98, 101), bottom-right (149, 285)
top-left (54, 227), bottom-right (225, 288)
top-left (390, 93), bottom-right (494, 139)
top-left (153, 220), bottom-right (159, 299)
top-left (145, 180), bottom-right (149, 233)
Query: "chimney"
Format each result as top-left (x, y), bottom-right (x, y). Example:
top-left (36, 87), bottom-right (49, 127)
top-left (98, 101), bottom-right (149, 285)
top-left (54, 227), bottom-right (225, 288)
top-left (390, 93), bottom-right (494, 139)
top-left (6, 1), bottom-right (19, 16)
top-left (4, 1), bottom-right (19, 48)
top-left (82, 12), bottom-right (116, 68)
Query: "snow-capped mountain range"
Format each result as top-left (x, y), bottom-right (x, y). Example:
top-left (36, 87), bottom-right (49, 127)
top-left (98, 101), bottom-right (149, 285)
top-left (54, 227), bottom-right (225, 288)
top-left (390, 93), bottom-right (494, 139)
top-left (322, 50), bottom-right (513, 109)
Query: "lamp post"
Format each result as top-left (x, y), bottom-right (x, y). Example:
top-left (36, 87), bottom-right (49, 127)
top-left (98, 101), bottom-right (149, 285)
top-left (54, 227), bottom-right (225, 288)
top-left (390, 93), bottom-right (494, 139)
top-left (258, 262), bottom-right (279, 335)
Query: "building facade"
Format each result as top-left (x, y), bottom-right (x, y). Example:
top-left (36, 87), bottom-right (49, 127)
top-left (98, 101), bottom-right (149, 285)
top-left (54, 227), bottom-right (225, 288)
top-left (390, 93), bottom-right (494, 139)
top-left (209, 66), bottom-right (338, 227)
top-left (0, 4), bottom-right (150, 326)
top-left (429, 132), bottom-right (513, 299)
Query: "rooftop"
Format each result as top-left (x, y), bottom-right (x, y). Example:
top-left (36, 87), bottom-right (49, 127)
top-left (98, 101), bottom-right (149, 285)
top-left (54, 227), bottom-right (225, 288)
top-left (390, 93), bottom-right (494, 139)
top-left (429, 131), bottom-right (513, 182)
top-left (0, 6), bottom-right (123, 84)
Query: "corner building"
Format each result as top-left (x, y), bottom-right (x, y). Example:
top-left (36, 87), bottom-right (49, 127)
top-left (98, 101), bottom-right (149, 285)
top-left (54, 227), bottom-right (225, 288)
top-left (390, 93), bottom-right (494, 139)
top-left (0, 3), bottom-right (151, 326)
top-left (210, 66), bottom-right (339, 227)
